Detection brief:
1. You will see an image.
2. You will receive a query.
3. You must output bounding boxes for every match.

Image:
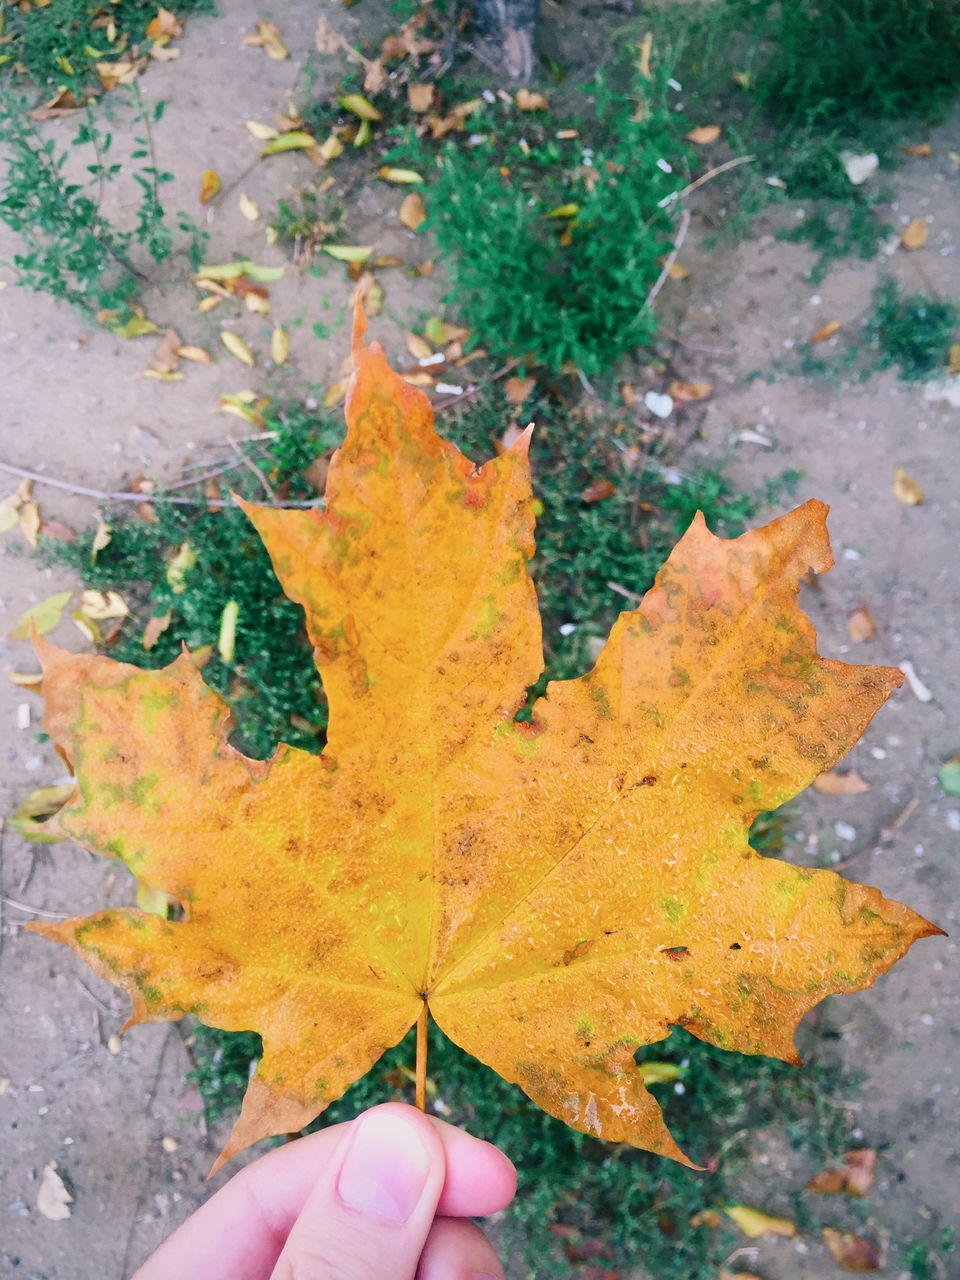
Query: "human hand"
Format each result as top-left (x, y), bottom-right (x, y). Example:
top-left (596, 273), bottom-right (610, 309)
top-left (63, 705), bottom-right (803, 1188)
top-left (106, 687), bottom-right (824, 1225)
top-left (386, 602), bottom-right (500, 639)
top-left (133, 1102), bottom-right (516, 1280)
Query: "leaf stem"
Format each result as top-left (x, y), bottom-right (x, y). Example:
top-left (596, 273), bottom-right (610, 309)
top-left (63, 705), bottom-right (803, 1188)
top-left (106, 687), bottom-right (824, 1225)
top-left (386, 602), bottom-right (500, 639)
top-left (415, 1003), bottom-right (428, 1112)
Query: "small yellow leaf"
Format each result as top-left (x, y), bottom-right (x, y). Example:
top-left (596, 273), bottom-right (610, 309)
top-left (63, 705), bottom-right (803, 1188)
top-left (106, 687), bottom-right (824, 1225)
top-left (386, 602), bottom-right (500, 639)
top-left (218, 599), bottom-right (240, 662)
top-left (811, 319), bottom-right (842, 342)
top-left (91, 518), bottom-right (112, 561)
top-left (245, 293), bottom-right (272, 315)
top-left (80, 589), bottom-right (130, 619)
top-left (11, 591), bottom-right (73, 638)
top-left (0, 494), bottom-right (20, 533)
top-left (260, 131), bottom-right (318, 156)
top-left (271, 326), bottom-right (290, 365)
top-left (516, 88), bottom-right (548, 110)
top-left (166, 541), bottom-right (197, 593)
top-left (110, 315), bottom-right (160, 338)
top-left (364, 278), bottom-right (384, 317)
top-left (637, 1061), bottom-right (682, 1085)
top-left (199, 168), bottom-right (221, 204)
top-left (323, 377), bottom-right (350, 407)
top-left (245, 120), bottom-right (280, 141)
top-left (221, 331), bottom-right (256, 367)
top-left (323, 244), bottom-right (374, 262)
top-left (72, 609), bottom-right (101, 645)
top-left (177, 344), bottom-right (213, 364)
top-left (8, 671), bottom-right (44, 688)
top-left (732, 70), bottom-right (751, 88)
top-left (904, 143), bottom-right (932, 157)
top-left (724, 1205), bottom-right (796, 1239)
top-left (545, 202), bottom-right (580, 218)
top-left (405, 331), bottom-right (434, 361)
top-left (142, 369), bottom-right (185, 381)
top-left (318, 133), bottom-right (344, 163)
top-left (11, 785), bottom-right (75, 844)
top-left (378, 166), bottom-right (423, 184)
top-left (893, 467), bottom-right (924, 505)
top-left (19, 501), bottom-right (41, 547)
top-left (338, 93), bottom-right (382, 121)
top-left (685, 125), bottom-right (722, 144)
top-left (399, 191), bottom-right (427, 231)
top-left (248, 21), bottom-right (289, 59)
top-left (900, 218), bottom-right (928, 250)
top-left (238, 193), bottom-right (261, 221)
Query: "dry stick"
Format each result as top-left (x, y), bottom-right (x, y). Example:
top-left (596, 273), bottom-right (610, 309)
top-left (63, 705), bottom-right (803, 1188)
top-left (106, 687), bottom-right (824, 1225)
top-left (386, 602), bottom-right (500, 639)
top-left (607, 580), bottom-right (644, 604)
top-left (1, 895), bottom-right (70, 919)
top-left (415, 1003), bottom-right (429, 1112)
top-left (833, 796), bottom-right (919, 871)
top-left (0, 461), bottom-right (321, 509)
top-left (226, 435), bottom-right (277, 502)
top-left (645, 208), bottom-right (691, 310)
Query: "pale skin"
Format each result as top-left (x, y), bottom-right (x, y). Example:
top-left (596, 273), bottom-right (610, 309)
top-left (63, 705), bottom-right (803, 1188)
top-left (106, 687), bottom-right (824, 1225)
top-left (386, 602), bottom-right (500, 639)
top-left (133, 1103), bottom-right (516, 1280)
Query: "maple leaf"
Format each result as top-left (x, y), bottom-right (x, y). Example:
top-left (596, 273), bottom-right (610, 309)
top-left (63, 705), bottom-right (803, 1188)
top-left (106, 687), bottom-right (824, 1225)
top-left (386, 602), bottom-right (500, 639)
top-left (29, 313), bottom-right (941, 1171)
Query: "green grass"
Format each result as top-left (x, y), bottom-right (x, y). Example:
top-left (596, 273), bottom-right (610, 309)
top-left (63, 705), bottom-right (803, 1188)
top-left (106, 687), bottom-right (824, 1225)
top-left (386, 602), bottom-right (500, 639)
top-left (0, 0), bottom-right (214, 90)
top-left (381, 66), bottom-right (689, 376)
top-left (866, 278), bottom-right (958, 381)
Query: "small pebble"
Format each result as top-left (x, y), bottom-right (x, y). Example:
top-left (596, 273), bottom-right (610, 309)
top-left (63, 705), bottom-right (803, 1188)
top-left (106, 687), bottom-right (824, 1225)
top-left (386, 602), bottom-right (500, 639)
top-left (920, 1014), bottom-right (934, 1025)
top-left (871, 747), bottom-right (887, 760)
top-left (946, 810), bottom-right (960, 832)
top-left (107, 1034), bottom-right (122, 1056)
top-left (558, 623), bottom-right (577, 637)
top-left (835, 821), bottom-right (857, 841)
top-left (161, 1136), bottom-right (179, 1154)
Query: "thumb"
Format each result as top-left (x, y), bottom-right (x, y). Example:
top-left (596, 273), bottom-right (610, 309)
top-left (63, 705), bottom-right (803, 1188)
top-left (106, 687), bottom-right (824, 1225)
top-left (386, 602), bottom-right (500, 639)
top-left (270, 1103), bottom-right (446, 1280)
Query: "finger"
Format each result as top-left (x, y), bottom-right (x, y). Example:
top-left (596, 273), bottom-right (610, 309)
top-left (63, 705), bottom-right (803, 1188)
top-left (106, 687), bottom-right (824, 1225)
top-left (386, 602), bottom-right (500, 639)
top-left (133, 1104), bottom-right (516, 1280)
top-left (269, 1103), bottom-right (442, 1280)
top-left (416, 1217), bottom-right (505, 1280)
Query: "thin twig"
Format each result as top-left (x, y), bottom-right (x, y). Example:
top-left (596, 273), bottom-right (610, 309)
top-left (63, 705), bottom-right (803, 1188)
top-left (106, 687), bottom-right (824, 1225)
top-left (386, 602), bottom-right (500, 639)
top-left (226, 435), bottom-right (277, 502)
top-left (608, 580), bottom-right (644, 604)
top-left (0, 461), bottom-right (321, 509)
top-left (2, 895), bottom-right (71, 919)
top-left (645, 207), bottom-right (691, 309)
top-left (661, 153), bottom-right (757, 206)
top-left (73, 976), bottom-right (115, 1016)
top-left (832, 796), bottom-right (919, 870)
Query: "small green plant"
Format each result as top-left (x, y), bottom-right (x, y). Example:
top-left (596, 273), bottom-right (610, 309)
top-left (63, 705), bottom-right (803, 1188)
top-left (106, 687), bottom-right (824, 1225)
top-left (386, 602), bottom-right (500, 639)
top-left (0, 0), bottom-right (214, 90)
top-left (0, 86), bottom-right (206, 323)
top-left (384, 67), bottom-right (690, 375)
top-left (867, 278), bottom-right (958, 381)
top-left (271, 188), bottom-right (343, 265)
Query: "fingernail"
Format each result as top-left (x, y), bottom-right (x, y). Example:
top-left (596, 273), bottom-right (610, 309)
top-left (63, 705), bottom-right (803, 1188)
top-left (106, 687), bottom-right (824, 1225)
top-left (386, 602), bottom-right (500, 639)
top-left (336, 1110), bottom-right (431, 1224)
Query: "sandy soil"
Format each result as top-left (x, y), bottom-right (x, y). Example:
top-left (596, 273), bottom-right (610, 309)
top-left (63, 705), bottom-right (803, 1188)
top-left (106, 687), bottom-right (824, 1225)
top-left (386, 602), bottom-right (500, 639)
top-left (1, 4), bottom-right (956, 1277)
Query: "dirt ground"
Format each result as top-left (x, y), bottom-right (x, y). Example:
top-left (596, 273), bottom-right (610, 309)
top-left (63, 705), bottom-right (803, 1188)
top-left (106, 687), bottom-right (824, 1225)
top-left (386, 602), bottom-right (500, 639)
top-left (1, 4), bottom-right (957, 1278)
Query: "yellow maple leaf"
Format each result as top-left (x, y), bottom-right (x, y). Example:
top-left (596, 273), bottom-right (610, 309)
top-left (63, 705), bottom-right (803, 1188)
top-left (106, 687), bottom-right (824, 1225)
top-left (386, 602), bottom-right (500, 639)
top-left (28, 311), bottom-right (941, 1172)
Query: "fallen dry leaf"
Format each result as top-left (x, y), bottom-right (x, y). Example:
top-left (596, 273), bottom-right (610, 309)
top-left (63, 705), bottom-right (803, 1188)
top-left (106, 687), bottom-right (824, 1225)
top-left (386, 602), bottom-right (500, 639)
top-left (813, 770), bottom-right (870, 796)
top-left (11, 784), bottom-right (76, 843)
top-left (199, 169), bottom-right (221, 205)
top-left (92, 518), bottom-right (112, 561)
top-left (11, 591), bottom-right (73, 639)
top-left (245, 120), bottom-right (280, 141)
top-left (822, 1228), bottom-right (881, 1271)
top-left (667, 380), bottom-right (712, 404)
top-left (339, 93), bottom-right (382, 122)
top-left (37, 1162), bottom-right (73, 1221)
top-left (142, 612), bottom-right (173, 651)
top-left (29, 88), bottom-right (83, 121)
top-left (149, 327), bottom-right (182, 374)
top-left (80, 590), bottom-right (129, 620)
top-left (407, 83), bottom-right (435, 113)
top-left (146, 7), bottom-right (182, 40)
top-left (688, 1209), bottom-right (721, 1229)
top-left (724, 1204), bottom-right (796, 1238)
top-left (811, 320), bottom-right (841, 343)
top-left (260, 132), bottom-right (318, 157)
top-left (25, 313), bottom-right (942, 1177)
top-left (271, 327), bottom-right (290, 366)
top-left (904, 143), bottom-right (932, 157)
top-left (847, 606), bottom-right (877, 642)
top-left (504, 376), bottom-right (535, 405)
top-left (221, 331), bottom-right (256, 367)
top-left (893, 466), bottom-right (924, 505)
top-left (399, 192), bottom-right (427, 231)
top-left (404, 331), bottom-right (434, 361)
top-left (0, 493), bottom-right (22, 533)
top-left (177, 345), bottom-right (213, 365)
top-left (808, 1148), bottom-right (877, 1196)
top-left (900, 218), bottom-right (928, 250)
top-left (245, 21), bottom-right (289, 59)
top-left (378, 166), bottom-right (423, 184)
top-left (19, 501), bottom-right (41, 547)
top-left (516, 89), bottom-right (548, 110)
top-left (685, 124), bottom-right (722, 144)
top-left (238, 193), bottom-right (261, 221)
top-left (580, 479), bottom-right (616, 503)
top-left (39, 521), bottom-right (77, 543)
